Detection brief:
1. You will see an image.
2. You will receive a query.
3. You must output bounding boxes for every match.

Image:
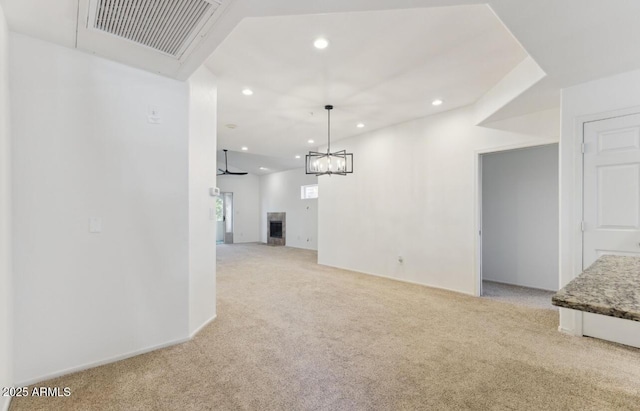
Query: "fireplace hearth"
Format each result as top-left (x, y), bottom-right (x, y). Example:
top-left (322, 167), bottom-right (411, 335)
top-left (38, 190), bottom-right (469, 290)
top-left (267, 212), bottom-right (286, 246)
top-left (270, 221), bottom-right (283, 238)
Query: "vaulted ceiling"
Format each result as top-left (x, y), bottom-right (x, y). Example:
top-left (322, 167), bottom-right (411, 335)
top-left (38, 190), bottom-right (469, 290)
top-left (3, 0), bottom-right (640, 174)
top-left (207, 6), bottom-right (527, 164)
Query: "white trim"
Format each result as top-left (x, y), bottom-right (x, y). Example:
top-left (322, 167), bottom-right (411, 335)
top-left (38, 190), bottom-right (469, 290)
top-left (190, 314), bottom-right (217, 339)
top-left (473, 139), bottom-right (558, 296)
top-left (15, 336), bottom-right (190, 386)
top-left (1, 396), bottom-right (10, 411)
top-left (318, 262), bottom-right (476, 297)
top-left (570, 114), bottom-right (585, 287)
top-left (258, 242), bottom-right (318, 252)
top-left (558, 308), bottom-right (583, 336)
top-left (476, 152), bottom-right (483, 297)
top-left (15, 314), bottom-right (220, 387)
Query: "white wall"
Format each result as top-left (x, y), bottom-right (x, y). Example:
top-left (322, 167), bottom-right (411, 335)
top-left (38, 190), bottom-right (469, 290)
top-left (260, 169), bottom-right (318, 250)
top-left (483, 108), bottom-right (560, 140)
top-left (188, 66), bottom-right (217, 336)
top-left (11, 34), bottom-right (190, 384)
top-left (319, 105), bottom-right (556, 295)
top-left (559, 68), bottom-right (640, 333)
top-left (474, 56), bottom-right (546, 125)
top-left (0, 4), bottom-right (12, 410)
top-left (217, 173), bottom-right (261, 243)
top-left (482, 144), bottom-right (559, 291)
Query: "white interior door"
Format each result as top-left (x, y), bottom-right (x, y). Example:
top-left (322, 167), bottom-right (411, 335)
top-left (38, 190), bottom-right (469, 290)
top-left (583, 113), bottom-right (640, 268)
top-left (582, 112), bottom-right (640, 347)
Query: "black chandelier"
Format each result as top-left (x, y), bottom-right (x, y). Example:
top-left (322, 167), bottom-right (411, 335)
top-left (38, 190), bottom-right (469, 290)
top-left (305, 105), bottom-right (353, 176)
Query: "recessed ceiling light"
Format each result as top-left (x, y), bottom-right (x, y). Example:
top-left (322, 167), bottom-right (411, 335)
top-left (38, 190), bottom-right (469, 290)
top-left (295, 155), bottom-right (301, 159)
top-left (313, 38), bottom-right (329, 49)
top-left (356, 123), bottom-right (365, 128)
top-left (242, 88), bottom-right (253, 96)
top-left (259, 167), bottom-right (268, 171)
top-left (226, 124), bottom-right (237, 129)
top-left (432, 99), bottom-right (444, 106)
top-left (241, 146), bottom-right (248, 151)
top-left (308, 139), bottom-right (315, 144)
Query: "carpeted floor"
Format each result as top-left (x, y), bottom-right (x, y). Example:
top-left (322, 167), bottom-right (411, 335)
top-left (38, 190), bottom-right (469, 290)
top-left (482, 280), bottom-right (558, 310)
top-left (10, 243), bottom-right (640, 410)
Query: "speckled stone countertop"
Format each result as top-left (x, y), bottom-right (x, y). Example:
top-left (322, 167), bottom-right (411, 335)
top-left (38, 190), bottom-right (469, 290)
top-left (552, 255), bottom-right (640, 322)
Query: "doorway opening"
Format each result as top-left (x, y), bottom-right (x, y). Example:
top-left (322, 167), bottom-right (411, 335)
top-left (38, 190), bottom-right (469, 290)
top-left (478, 143), bottom-right (559, 309)
top-left (216, 192), bottom-right (234, 245)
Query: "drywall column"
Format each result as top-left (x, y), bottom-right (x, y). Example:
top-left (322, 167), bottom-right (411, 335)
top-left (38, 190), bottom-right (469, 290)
top-left (0, 4), bottom-right (12, 410)
top-left (10, 34), bottom-right (190, 384)
top-left (481, 144), bottom-right (559, 291)
top-left (260, 169), bottom-right (318, 250)
top-left (188, 66), bottom-right (217, 335)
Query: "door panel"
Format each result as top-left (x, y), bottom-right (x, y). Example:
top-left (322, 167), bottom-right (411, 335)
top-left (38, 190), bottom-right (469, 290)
top-left (583, 113), bottom-right (640, 268)
top-left (597, 127), bottom-right (640, 153)
top-left (597, 164), bottom-right (639, 228)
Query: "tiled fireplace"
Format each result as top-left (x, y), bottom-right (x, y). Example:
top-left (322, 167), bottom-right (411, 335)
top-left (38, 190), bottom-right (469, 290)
top-left (267, 212), bottom-right (286, 246)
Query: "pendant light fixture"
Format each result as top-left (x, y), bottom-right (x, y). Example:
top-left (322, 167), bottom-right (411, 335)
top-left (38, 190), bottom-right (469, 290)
top-left (305, 105), bottom-right (354, 176)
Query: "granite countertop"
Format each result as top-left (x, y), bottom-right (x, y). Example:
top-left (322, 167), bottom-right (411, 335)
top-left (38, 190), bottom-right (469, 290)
top-left (552, 255), bottom-right (640, 322)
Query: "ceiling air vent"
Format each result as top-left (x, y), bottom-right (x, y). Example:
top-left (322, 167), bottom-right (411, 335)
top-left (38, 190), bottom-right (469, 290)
top-left (88, 0), bottom-right (222, 58)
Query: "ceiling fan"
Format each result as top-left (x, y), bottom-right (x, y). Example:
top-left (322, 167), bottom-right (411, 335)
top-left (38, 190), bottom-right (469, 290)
top-left (217, 149), bottom-right (248, 176)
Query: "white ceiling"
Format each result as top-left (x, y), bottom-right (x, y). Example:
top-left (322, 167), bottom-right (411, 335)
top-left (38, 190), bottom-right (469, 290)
top-left (4, 0), bottom-right (640, 173)
top-left (217, 150), bottom-right (301, 176)
top-left (5, 0), bottom-right (640, 88)
top-left (206, 5), bottom-right (527, 168)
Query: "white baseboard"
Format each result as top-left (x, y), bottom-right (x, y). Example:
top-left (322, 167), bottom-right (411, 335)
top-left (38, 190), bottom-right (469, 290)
top-left (1, 396), bottom-right (10, 411)
top-left (558, 325), bottom-right (576, 334)
top-left (482, 278), bottom-right (556, 292)
top-left (17, 314), bottom-right (220, 387)
top-left (190, 314), bottom-right (217, 338)
top-left (317, 261), bottom-right (475, 297)
top-left (16, 336), bottom-right (190, 386)
top-left (258, 242), bottom-right (318, 252)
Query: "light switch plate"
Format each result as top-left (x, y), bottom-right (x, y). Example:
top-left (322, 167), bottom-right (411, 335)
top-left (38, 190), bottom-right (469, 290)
top-left (148, 105), bottom-right (161, 124)
top-left (89, 217), bottom-right (102, 233)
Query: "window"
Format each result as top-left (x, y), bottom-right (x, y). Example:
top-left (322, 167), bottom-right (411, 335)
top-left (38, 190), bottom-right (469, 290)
top-left (301, 184), bottom-right (318, 199)
top-left (215, 197), bottom-right (224, 222)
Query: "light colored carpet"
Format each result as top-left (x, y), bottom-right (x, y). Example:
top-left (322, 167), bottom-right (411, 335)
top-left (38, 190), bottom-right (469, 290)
top-left (482, 280), bottom-right (558, 310)
top-left (10, 243), bottom-right (640, 410)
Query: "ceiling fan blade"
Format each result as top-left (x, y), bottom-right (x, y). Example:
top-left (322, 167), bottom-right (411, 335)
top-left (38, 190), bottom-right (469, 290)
top-left (219, 149), bottom-right (248, 176)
